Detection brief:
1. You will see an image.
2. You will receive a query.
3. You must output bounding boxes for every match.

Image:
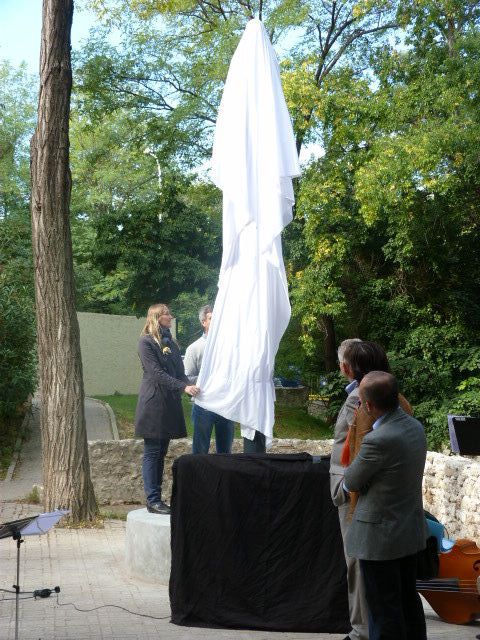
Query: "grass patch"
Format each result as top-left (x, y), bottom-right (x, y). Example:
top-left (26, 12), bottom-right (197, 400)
top-left (99, 503), bottom-right (141, 521)
top-left (94, 395), bottom-right (193, 438)
top-left (24, 485), bottom-right (41, 504)
top-left (94, 394), bottom-right (331, 440)
top-left (100, 509), bottom-right (129, 521)
top-left (273, 404), bottom-right (331, 439)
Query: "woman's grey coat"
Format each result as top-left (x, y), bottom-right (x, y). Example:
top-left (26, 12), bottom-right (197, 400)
top-left (135, 334), bottom-right (189, 439)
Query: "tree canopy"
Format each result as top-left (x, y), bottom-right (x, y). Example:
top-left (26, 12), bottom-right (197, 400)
top-left (1, 0), bottom-right (479, 448)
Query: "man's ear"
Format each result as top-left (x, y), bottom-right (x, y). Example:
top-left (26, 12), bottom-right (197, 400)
top-left (342, 361), bottom-right (354, 380)
top-left (363, 399), bottom-right (373, 415)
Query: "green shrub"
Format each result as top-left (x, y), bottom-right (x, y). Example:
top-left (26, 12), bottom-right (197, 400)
top-left (0, 281), bottom-right (36, 418)
top-left (390, 338), bottom-right (480, 450)
top-left (322, 371), bottom-right (348, 425)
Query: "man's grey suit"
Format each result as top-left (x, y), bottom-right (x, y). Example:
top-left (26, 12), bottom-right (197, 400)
top-left (344, 407), bottom-right (427, 640)
top-left (330, 385), bottom-right (369, 640)
top-left (344, 406), bottom-right (427, 561)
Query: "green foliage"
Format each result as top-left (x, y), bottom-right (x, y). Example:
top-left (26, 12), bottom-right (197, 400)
top-left (322, 371), bottom-right (349, 424)
top-left (69, 105), bottom-right (223, 314)
top-left (287, 5), bottom-right (480, 448)
top-left (0, 414), bottom-right (23, 478)
top-left (88, 176), bottom-right (221, 312)
top-left (274, 317), bottom-right (309, 380)
top-left (2, 2), bottom-right (479, 451)
top-left (0, 209), bottom-right (34, 293)
top-left (0, 61), bottom-right (36, 216)
top-left (0, 63), bottom-right (37, 458)
top-left (0, 282), bottom-right (37, 418)
top-left (170, 289), bottom-right (217, 350)
top-left (0, 204), bottom-right (36, 426)
top-left (389, 339), bottom-right (480, 450)
top-left (25, 485), bottom-right (41, 505)
top-left (81, 0), bottom-right (398, 162)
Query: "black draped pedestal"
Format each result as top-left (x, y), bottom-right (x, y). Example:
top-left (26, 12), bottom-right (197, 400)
top-left (169, 453), bottom-right (349, 633)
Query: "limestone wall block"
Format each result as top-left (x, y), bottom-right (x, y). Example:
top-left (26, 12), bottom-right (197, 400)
top-left (88, 439), bottom-right (480, 546)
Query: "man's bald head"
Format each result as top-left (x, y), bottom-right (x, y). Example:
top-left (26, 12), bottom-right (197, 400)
top-left (359, 371), bottom-right (399, 415)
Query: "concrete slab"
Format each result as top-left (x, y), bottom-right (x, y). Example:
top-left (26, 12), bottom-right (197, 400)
top-left (126, 508), bottom-right (171, 584)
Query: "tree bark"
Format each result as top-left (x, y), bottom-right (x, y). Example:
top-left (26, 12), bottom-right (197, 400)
top-left (30, 0), bottom-right (97, 521)
top-left (322, 314), bottom-right (337, 373)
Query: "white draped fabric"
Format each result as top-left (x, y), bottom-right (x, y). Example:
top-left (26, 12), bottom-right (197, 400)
top-left (195, 18), bottom-right (301, 444)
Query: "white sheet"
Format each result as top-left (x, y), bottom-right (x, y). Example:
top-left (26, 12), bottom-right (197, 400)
top-left (196, 18), bottom-right (301, 444)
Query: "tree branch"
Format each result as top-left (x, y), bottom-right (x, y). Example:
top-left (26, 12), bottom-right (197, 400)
top-left (319, 22), bottom-right (398, 83)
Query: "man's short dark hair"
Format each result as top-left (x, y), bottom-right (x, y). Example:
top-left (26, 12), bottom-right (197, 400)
top-left (343, 340), bottom-right (391, 382)
top-left (361, 371), bottom-right (399, 412)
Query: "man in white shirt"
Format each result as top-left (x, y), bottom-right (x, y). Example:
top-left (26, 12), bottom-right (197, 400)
top-left (184, 305), bottom-right (235, 454)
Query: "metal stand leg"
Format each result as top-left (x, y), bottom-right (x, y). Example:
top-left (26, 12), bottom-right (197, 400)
top-left (12, 534), bottom-right (23, 640)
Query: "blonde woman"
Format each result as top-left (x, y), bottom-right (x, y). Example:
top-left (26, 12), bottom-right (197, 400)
top-left (135, 303), bottom-right (199, 514)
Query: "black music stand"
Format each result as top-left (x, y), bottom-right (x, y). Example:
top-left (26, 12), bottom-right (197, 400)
top-left (448, 414), bottom-right (480, 455)
top-left (0, 510), bottom-right (69, 640)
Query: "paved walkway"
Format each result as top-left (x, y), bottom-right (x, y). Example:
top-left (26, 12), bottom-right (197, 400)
top-left (1, 501), bottom-right (478, 640)
top-left (0, 397), bottom-right (116, 502)
top-left (1, 406), bottom-right (479, 639)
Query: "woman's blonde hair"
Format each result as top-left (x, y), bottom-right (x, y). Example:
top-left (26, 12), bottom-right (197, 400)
top-left (141, 303), bottom-right (170, 345)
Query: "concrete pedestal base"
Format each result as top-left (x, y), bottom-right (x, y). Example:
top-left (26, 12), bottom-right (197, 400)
top-left (125, 508), bottom-right (171, 584)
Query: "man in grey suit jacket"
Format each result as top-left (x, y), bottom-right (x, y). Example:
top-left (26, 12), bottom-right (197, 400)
top-left (344, 371), bottom-right (427, 640)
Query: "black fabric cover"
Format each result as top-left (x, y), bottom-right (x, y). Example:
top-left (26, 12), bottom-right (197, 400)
top-left (169, 453), bottom-right (349, 633)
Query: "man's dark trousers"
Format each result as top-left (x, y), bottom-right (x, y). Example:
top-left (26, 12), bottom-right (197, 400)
top-left (192, 404), bottom-right (234, 454)
top-left (243, 430), bottom-right (266, 453)
top-left (360, 553), bottom-right (426, 640)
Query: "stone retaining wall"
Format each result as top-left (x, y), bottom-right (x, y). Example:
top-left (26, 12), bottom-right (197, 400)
top-left (308, 399), bottom-right (329, 419)
top-left (88, 438), bottom-right (333, 505)
top-left (422, 451), bottom-right (480, 544)
top-left (274, 386), bottom-right (309, 407)
top-left (88, 439), bottom-right (480, 545)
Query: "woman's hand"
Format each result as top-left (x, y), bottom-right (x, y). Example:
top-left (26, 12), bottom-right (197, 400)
top-left (185, 385), bottom-right (200, 397)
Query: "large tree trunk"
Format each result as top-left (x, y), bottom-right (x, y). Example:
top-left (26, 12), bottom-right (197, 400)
top-left (30, 0), bottom-right (97, 521)
top-left (321, 314), bottom-right (337, 373)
